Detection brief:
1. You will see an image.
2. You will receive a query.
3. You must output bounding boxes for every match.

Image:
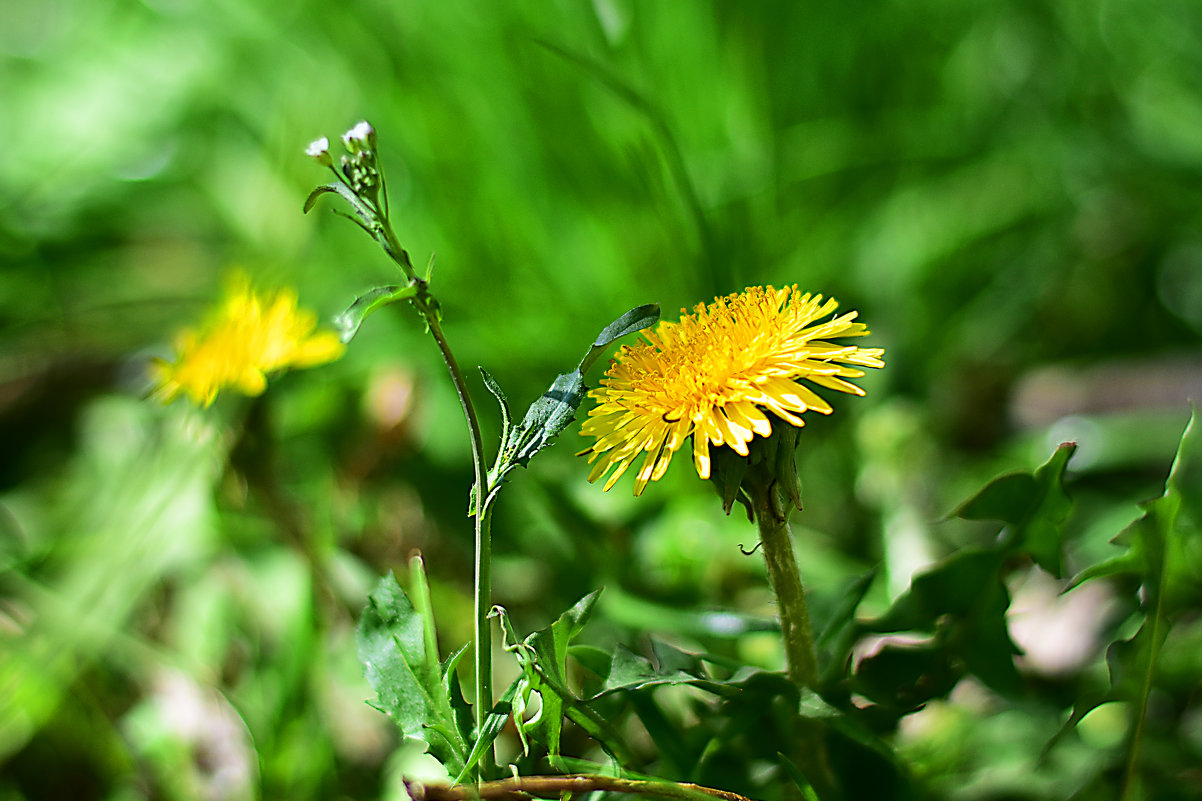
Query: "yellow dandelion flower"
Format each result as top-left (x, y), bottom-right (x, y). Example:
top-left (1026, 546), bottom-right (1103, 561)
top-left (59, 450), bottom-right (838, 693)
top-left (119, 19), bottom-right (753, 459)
top-left (151, 272), bottom-right (345, 407)
top-left (580, 285), bottom-right (884, 495)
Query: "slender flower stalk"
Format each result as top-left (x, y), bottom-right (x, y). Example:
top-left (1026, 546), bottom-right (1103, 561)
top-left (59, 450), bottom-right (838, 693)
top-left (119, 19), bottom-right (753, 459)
top-left (306, 123), bottom-right (495, 778)
top-left (414, 284), bottom-right (494, 759)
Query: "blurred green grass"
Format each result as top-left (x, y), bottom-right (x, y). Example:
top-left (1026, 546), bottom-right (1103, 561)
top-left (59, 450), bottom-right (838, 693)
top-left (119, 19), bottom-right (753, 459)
top-left (2, 1), bottom-right (1202, 799)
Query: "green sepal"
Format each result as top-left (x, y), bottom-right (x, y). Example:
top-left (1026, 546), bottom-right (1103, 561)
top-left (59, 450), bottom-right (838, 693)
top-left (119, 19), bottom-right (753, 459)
top-left (709, 422), bottom-right (803, 521)
top-left (334, 284), bottom-right (418, 343)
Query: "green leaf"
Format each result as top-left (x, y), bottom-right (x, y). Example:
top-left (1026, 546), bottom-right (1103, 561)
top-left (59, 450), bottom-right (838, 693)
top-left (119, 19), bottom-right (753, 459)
top-left (304, 180), bottom-right (376, 226)
top-left (1173, 406), bottom-right (1202, 535)
top-left (524, 589), bottom-right (601, 756)
top-left (302, 182), bottom-right (348, 214)
top-left (479, 367), bottom-right (512, 452)
top-left (955, 472), bottom-right (1039, 522)
top-left (869, 548), bottom-right (1005, 631)
top-left (356, 573), bottom-right (468, 774)
top-left (1067, 407), bottom-right (1197, 603)
top-left (441, 644), bottom-right (474, 747)
top-left (853, 643), bottom-right (960, 710)
top-left (453, 676), bottom-right (521, 785)
top-left (482, 304), bottom-right (661, 509)
top-left (863, 548), bottom-right (1023, 697)
top-left (566, 644), bottom-right (612, 678)
top-left (334, 284), bottom-right (417, 343)
top-left (512, 370), bottom-right (587, 466)
top-left (495, 593), bottom-right (634, 763)
top-left (776, 752), bottom-right (821, 800)
top-left (1045, 410), bottom-right (1199, 764)
top-left (816, 569), bottom-right (877, 685)
top-left (954, 442), bottom-right (1076, 576)
top-left (578, 303), bottom-right (660, 375)
top-left (601, 645), bottom-right (698, 694)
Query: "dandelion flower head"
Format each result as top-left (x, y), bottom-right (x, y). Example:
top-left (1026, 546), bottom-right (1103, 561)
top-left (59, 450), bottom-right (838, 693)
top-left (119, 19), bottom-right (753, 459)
top-left (580, 285), bottom-right (884, 495)
top-left (151, 272), bottom-right (345, 407)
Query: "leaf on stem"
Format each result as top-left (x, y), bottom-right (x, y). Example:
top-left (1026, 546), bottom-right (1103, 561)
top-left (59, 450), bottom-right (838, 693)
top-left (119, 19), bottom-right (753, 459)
top-left (334, 284), bottom-right (417, 343)
top-left (481, 305), bottom-right (660, 510)
top-left (494, 592), bottom-right (634, 762)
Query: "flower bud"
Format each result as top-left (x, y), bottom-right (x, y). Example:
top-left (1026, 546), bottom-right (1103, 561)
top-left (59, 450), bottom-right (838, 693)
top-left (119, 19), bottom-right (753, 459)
top-left (305, 137), bottom-right (332, 167)
top-left (342, 120), bottom-right (377, 153)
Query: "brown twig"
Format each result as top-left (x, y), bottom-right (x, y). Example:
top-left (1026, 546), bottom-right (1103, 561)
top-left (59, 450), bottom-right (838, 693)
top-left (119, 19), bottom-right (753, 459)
top-left (403, 775), bottom-right (758, 801)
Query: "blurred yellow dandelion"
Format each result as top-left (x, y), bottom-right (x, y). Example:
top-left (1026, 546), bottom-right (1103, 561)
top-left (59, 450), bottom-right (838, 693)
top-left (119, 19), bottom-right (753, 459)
top-left (580, 285), bottom-right (884, 495)
top-left (151, 272), bottom-right (345, 407)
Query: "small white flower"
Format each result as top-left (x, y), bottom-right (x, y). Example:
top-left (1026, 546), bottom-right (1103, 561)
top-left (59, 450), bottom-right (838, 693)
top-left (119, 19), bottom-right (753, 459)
top-left (342, 120), bottom-right (376, 151)
top-left (305, 137), bottom-right (332, 166)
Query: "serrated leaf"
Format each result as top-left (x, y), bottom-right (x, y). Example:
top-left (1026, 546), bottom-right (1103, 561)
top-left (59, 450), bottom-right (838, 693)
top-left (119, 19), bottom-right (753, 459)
top-left (495, 592), bottom-right (635, 761)
top-left (334, 284), bottom-right (416, 343)
top-left (1172, 406), bottom-right (1201, 533)
top-left (869, 549), bottom-right (1005, 631)
top-left (1067, 408), bottom-right (1197, 602)
top-left (356, 573), bottom-right (468, 774)
top-left (854, 643), bottom-right (960, 711)
top-left (567, 644), bottom-right (612, 678)
top-left (602, 645), bottom-right (691, 694)
top-left (1044, 411), bottom-right (1198, 764)
top-left (512, 370), bottom-right (587, 463)
top-left (954, 442), bottom-right (1076, 576)
top-left (955, 473), bottom-right (1039, 523)
top-left (863, 548), bottom-right (1023, 696)
top-left (590, 641), bottom-right (754, 701)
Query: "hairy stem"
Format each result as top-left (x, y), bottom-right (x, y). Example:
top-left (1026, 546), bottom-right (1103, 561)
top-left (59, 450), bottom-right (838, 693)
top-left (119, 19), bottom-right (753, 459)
top-left (747, 477), bottom-right (817, 689)
top-left (743, 467), bottom-right (833, 798)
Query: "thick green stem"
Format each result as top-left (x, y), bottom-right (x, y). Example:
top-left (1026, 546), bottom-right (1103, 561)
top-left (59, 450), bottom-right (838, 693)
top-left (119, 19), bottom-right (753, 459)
top-left (748, 477), bottom-right (818, 689)
top-left (743, 467), bottom-right (834, 798)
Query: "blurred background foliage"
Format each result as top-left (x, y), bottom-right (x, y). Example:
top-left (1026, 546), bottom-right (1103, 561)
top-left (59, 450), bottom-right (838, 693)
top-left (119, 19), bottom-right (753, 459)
top-left (2, 0), bottom-right (1201, 799)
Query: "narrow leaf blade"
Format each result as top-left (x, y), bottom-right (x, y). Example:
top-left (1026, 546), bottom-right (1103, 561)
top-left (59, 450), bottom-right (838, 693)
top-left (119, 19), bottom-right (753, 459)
top-left (335, 284), bottom-right (414, 343)
top-left (579, 303), bottom-right (660, 375)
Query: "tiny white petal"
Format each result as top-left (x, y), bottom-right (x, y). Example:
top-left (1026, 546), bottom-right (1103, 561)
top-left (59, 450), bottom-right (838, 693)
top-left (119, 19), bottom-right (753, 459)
top-left (342, 120), bottom-right (375, 147)
top-left (305, 137), bottom-right (329, 157)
